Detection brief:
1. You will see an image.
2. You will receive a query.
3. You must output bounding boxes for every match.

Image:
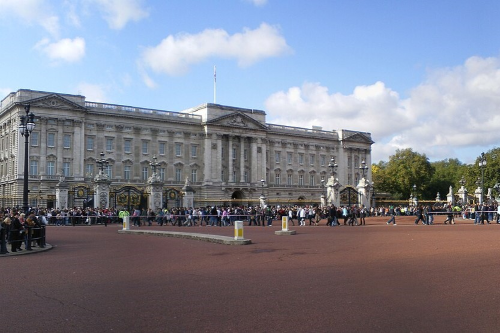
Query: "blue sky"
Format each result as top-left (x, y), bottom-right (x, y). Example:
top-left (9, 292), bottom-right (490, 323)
top-left (1, 0), bottom-right (499, 164)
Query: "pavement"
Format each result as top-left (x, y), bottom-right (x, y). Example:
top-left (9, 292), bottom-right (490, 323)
top-left (2, 215), bottom-right (500, 332)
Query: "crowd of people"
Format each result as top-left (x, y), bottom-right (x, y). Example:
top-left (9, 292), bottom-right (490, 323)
top-left (0, 209), bottom-right (46, 253)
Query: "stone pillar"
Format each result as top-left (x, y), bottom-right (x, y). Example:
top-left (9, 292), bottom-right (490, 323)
top-left (474, 186), bottom-right (482, 204)
top-left (94, 171), bottom-right (111, 208)
top-left (56, 177), bottom-right (69, 209)
top-left (147, 182), bottom-right (163, 211)
top-left (73, 120), bottom-right (83, 177)
top-left (182, 178), bottom-right (195, 208)
top-left (446, 186), bottom-right (454, 205)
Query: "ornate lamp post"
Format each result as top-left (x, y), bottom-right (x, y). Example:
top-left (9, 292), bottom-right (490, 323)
top-left (359, 160), bottom-right (368, 179)
top-left (18, 104), bottom-right (36, 214)
top-left (328, 157), bottom-right (338, 177)
top-left (478, 152), bottom-right (486, 204)
top-left (96, 152), bottom-right (109, 175)
top-left (260, 179), bottom-right (265, 197)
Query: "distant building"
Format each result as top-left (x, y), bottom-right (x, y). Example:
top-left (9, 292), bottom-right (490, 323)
top-left (0, 89), bottom-right (373, 209)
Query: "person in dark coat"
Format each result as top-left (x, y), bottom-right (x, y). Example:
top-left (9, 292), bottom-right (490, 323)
top-left (9, 215), bottom-right (23, 252)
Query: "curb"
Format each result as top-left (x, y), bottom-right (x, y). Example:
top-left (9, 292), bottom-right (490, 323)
top-left (118, 229), bottom-right (251, 245)
top-left (0, 243), bottom-right (54, 257)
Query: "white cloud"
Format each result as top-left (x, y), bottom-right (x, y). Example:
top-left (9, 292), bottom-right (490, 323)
top-left (264, 55), bottom-right (500, 163)
top-left (140, 23), bottom-right (292, 77)
top-left (246, 0), bottom-right (268, 6)
top-left (35, 37), bottom-right (86, 63)
top-left (0, 0), bottom-right (60, 37)
top-left (87, 0), bottom-right (149, 30)
top-left (76, 83), bottom-right (107, 102)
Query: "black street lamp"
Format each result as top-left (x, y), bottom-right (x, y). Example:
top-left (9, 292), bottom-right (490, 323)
top-left (150, 155), bottom-right (160, 174)
top-left (478, 152), bottom-right (486, 204)
top-left (18, 104), bottom-right (35, 214)
top-left (359, 160), bottom-right (368, 179)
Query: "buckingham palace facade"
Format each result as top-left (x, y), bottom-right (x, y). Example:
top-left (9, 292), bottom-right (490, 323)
top-left (0, 89), bottom-right (374, 209)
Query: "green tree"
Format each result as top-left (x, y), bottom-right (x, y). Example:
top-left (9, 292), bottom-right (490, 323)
top-left (428, 158), bottom-right (466, 200)
top-left (373, 148), bottom-right (433, 199)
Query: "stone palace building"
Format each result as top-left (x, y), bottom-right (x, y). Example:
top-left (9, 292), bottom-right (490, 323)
top-left (0, 89), bottom-right (374, 210)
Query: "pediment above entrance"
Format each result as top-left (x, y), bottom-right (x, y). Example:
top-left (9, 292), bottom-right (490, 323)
top-left (341, 131), bottom-right (374, 145)
top-left (205, 112), bottom-right (267, 130)
top-left (25, 94), bottom-right (87, 112)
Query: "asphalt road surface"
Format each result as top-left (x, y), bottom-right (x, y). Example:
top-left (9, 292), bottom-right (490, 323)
top-left (2, 215), bottom-right (500, 332)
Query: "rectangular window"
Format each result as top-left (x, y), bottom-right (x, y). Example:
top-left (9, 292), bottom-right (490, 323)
top-left (63, 134), bottom-right (71, 148)
top-left (232, 148), bottom-right (236, 160)
top-left (142, 141), bottom-right (149, 154)
top-left (86, 136), bottom-right (94, 150)
top-left (275, 151), bottom-right (281, 163)
top-left (105, 165), bottom-right (112, 179)
top-left (124, 165), bottom-right (131, 180)
top-left (299, 153), bottom-right (304, 165)
top-left (159, 142), bottom-right (166, 155)
top-left (142, 166), bottom-right (148, 180)
top-left (320, 155), bottom-right (326, 166)
top-left (63, 162), bottom-right (70, 177)
top-left (31, 132), bottom-right (39, 146)
top-left (275, 173), bottom-right (281, 185)
top-left (244, 171), bottom-right (248, 183)
top-left (299, 174), bottom-right (304, 186)
top-left (191, 145), bottom-right (197, 158)
top-left (232, 171), bottom-right (236, 182)
top-left (221, 170), bottom-right (225, 182)
top-left (310, 174), bottom-right (315, 186)
top-left (222, 147), bottom-right (225, 160)
top-left (175, 168), bottom-right (182, 181)
top-left (310, 154), bottom-right (315, 165)
top-left (29, 160), bottom-right (38, 176)
top-left (124, 139), bottom-right (132, 153)
top-left (47, 161), bottom-right (55, 176)
top-left (159, 168), bottom-right (165, 181)
top-left (106, 138), bottom-right (114, 151)
top-left (287, 152), bottom-right (292, 164)
top-left (85, 164), bottom-right (94, 177)
top-left (175, 143), bottom-right (182, 156)
top-left (244, 149), bottom-right (248, 161)
top-left (287, 174), bottom-right (293, 185)
top-left (191, 169), bottom-right (197, 183)
top-left (47, 133), bottom-right (56, 147)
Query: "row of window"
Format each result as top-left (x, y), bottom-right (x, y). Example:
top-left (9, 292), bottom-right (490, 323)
top-left (29, 160), bottom-right (199, 182)
top-left (29, 132), bottom-right (199, 157)
top-left (274, 152), bottom-right (329, 166)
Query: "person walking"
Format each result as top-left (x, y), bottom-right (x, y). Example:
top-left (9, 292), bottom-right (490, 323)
top-left (386, 206), bottom-right (397, 225)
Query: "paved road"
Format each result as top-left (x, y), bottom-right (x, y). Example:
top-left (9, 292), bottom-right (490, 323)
top-left (2, 216), bottom-right (500, 332)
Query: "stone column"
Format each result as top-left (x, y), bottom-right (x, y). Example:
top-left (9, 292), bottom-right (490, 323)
top-left (216, 134), bottom-right (222, 182)
top-left (203, 132), bottom-right (212, 184)
top-left (457, 185), bottom-right (468, 205)
top-left (260, 138), bottom-right (267, 181)
top-left (240, 136), bottom-right (245, 182)
top-left (73, 120), bottom-right (83, 177)
top-left (250, 137), bottom-right (258, 183)
top-left (39, 118), bottom-right (47, 175)
top-left (57, 119), bottom-right (64, 176)
top-left (228, 135), bottom-right (234, 182)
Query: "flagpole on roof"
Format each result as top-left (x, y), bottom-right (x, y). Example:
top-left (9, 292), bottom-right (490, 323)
top-left (213, 65), bottom-right (217, 104)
